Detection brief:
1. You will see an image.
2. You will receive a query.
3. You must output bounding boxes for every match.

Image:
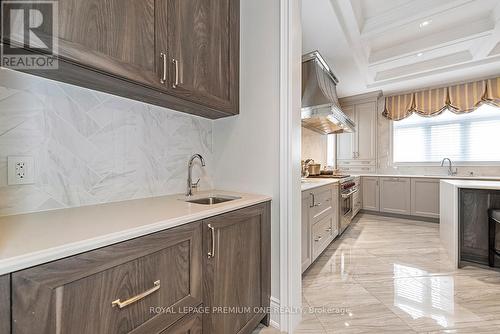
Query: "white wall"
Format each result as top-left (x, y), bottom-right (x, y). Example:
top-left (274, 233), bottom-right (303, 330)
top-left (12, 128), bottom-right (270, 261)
top-left (0, 70), bottom-right (213, 217)
top-left (212, 0), bottom-right (281, 299)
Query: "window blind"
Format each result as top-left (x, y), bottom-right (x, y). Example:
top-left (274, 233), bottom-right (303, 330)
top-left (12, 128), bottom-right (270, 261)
top-left (393, 104), bottom-right (500, 163)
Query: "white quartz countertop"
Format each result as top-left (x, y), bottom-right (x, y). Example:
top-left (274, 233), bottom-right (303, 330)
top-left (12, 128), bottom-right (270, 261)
top-left (301, 178), bottom-right (339, 191)
top-left (0, 190), bottom-right (271, 275)
top-left (358, 174), bottom-right (500, 180)
top-left (440, 179), bottom-right (500, 190)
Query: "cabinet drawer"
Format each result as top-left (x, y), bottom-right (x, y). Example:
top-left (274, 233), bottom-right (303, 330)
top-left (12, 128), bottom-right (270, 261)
top-left (310, 187), bottom-right (334, 221)
top-left (338, 160), bottom-right (375, 166)
top-left (339, 166), bottom-right (376, 173)
top-left (160, 312), bottom-right (202, 334)
top-left (312, 214), bottom-right (335, 259)
top-left (12, 223), bottom-right (202, 334)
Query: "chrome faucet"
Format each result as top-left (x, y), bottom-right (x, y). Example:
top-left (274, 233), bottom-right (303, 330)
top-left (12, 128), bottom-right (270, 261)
top-left (186, 154), bottom-right (206, 196)
top-left (440, 158), bottom-right (457, 176)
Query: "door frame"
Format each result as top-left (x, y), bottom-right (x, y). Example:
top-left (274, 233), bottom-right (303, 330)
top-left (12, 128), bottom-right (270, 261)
top-left (278, 0), bottom-right (302, 332)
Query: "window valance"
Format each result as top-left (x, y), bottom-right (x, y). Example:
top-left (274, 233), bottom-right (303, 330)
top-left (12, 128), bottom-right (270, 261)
top-left (382, 77), bottom-right (500, 121)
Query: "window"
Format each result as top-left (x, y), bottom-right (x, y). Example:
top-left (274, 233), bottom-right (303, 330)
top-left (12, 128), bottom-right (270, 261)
top-left (393, 104), bottom-right (500, 163)
top-left (327, 134), bottom-right (336, 167)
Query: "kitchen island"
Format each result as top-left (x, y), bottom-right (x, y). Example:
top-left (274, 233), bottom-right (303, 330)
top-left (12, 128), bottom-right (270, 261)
top-left (440, 180), bottom-right (500, 268)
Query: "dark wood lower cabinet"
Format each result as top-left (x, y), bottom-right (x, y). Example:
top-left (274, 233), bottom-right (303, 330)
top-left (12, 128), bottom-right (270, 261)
top-left (0, 274), bottom-right (10, 334)
top-left (460, 189), bottom-right (500, 266)
top-left (12, 222), bottom-right (202, 334)
top-left (7, 201), bottom-right (271, 334)
top-left (203, 202), bottom-right (271, 334)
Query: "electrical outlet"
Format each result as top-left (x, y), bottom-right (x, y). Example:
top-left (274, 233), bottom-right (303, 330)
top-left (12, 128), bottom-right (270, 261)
top-left (8, 156), bottom-right (35, 185)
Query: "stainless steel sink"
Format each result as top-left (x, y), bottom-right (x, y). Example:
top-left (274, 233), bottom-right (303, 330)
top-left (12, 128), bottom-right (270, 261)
top-left (185, 195), bottom-right (241, 205)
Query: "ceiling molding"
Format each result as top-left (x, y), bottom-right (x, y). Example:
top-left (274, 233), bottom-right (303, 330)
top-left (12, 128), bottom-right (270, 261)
top-left (302, 0), bottom-right (500, 97)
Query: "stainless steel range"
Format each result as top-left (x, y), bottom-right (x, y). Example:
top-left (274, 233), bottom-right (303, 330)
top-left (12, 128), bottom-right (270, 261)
top-left (339, 177), bottom-right (358, 234)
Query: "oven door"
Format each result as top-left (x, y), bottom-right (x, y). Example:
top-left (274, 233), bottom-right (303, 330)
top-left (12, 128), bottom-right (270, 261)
top-left (340, 188), bottom-right (357, 232)
top-left (342, 194), bottom-right (352, 217)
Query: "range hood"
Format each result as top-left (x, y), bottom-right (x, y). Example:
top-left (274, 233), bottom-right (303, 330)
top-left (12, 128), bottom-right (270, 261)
top-left (301, 51), bottom-right (355, 134)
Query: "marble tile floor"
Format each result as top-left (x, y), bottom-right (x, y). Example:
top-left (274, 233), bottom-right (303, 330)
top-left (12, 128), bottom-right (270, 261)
top-left (253, 213), bottom-right (500, 334)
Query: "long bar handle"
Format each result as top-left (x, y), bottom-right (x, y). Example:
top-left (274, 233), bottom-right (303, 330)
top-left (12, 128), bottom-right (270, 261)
top-left (208, 224), bottom-right (216, 258)
top-left (172, 58), bottom-right (179, 88)
top-left (112, 280), bottom-right (160, 309)
top-left (160, 53), bottom-right (167, 84)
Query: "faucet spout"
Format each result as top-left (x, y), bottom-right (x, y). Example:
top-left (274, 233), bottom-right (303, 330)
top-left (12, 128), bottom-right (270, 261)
top-left (440, 158), bottom-right (457, 176)
top-left (187, 154), bottom-right (206, 196)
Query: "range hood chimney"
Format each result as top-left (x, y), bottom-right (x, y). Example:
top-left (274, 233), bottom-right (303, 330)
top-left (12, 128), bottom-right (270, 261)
top-left (301, 51), bottom-right (355, 134)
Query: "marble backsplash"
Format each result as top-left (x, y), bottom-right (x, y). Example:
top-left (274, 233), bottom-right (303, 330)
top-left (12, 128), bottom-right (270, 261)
top-left (302, 127), bottom-right (328, 167)
top-left (0, 70), bottom-right (213, 217)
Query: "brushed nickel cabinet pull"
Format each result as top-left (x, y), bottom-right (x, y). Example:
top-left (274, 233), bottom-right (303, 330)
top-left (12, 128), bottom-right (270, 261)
top-left (112, 280), bottom-right (160, 309)
top-left (172, 58), bottom-right (179, 88)
top-left (314, 236), bottom-right (322, 242)
top-left (310, 193), bottom-right (316, 208)
top-left (208, 224), bottom-right (216, 258)
top-left (160, 53), bottom-right (167, 84)
top-left (314, 202), bottom-right (322, 207)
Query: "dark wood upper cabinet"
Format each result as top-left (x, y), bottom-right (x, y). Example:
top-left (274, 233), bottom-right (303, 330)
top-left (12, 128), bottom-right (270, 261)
top-left (164, 0), bottom-right (239, 114)
top-left (56, 0), bottom-right (160, 88)
top-left (203, 202), bottom-right (271, 334)
top-left (1, 0), bottom-right (239, 119)
top-left (0, 275), bottom-right (10, 334)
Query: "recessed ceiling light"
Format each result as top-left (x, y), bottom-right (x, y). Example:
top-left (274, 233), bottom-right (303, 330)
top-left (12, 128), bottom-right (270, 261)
top-left (419, 20), bottom-right (432, 28)
top-left (417, 52), bottom-right (424, 57)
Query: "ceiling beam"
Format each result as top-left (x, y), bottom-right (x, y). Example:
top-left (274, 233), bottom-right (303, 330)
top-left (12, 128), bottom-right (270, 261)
top-left (328, 0), bottom-right (371, 83)
top-left (369, 19), bottom-right (494, 64)
top-left (369, 55), bottom-right (500, 86)
top-left (470, 2), bottom-right (500, 59)
top-left (361, 0), bottom-right (477, 37)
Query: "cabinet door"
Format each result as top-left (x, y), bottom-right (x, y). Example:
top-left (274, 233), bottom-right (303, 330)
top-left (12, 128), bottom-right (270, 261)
top-left (337, 105), bottom-right (356, 160)
top-left (203, 203), bottom-right (270, 334)
top-left (12, 223), bottom-right (202, 334)
top-left (355, 102), bottom-right (377, 161)
top-left (411, 178), bottom-right (440, 218)
top-left (362, 177), bottom-right (379, 211)
top-left (166, 0), bottom-right (239, 114)
top-left (302, 193), bottom-right (312, 273)
top-left (54, 0), bottom-right (160, 87)
top-left (0, 275), bottom-right (10, 334)
top-left (380, 177), bottom-right (411, 215)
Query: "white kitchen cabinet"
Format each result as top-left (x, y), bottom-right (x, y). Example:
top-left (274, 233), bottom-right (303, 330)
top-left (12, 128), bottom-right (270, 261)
top-left (337, 102), bottom-right (376, 162)
top-left (362, 176), bottom-right (379, 211)
top-left (337, 92), bottom-right (380, 173)
top-left (301, 183), bottom-right (339, 273)
top-left (356, 102), bottom-right (377, 161)
top-left (411, 178), bottom-right (440, 219)
top-left (337, 105), bottom-right (355, 161)
top-left (380, 177), bottom-right (411, 215)
top-left (301, 192), bottom-right (312, 273)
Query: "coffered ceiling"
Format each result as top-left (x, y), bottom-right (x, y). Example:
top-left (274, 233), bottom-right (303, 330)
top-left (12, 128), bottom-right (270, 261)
top-left (302, 0), bottom-right (500, 97)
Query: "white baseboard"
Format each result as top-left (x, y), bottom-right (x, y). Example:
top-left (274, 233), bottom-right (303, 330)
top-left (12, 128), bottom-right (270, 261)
top-left (269, 296), bottom-right (281, 329)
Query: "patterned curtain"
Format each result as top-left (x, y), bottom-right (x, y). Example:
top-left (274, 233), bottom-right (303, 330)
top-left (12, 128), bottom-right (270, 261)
top-left (485, 77), bottom-right (500, 106)
top-left (448, 80), bottom-right (485, 113)
top-left (383, 77), bottom-right (500, 121)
